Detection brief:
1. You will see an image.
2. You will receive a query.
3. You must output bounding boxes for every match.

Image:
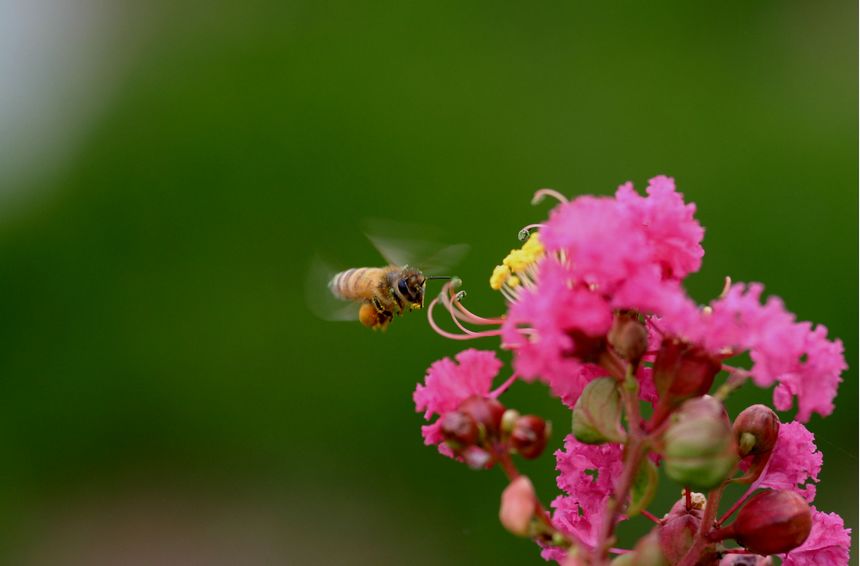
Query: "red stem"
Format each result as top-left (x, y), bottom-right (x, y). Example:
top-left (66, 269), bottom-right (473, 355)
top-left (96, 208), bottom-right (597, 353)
top-left (716, 484), bottom-right (757, 527)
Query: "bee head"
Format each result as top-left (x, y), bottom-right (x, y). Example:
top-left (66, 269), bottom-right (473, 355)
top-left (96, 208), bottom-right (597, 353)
top-left (396, 267), bottom-right (426, 308)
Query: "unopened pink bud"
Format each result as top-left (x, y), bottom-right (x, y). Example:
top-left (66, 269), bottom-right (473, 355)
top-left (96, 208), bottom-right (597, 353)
top-left (510, 415), bottom-right (550, 459)
top-left (499, 476), bottom-right (536, 536)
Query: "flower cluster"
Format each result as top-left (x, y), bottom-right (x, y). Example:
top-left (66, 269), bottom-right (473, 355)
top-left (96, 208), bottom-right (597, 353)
top-left (412, 177), bottom-right (850, 565)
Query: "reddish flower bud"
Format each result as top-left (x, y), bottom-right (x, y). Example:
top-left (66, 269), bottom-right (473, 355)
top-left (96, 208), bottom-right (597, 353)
top-left (732, 404), bottom-right (780, 484)
top-left (462, 445), bottom-right (493, 470)
top-left (733, 405), bottom-right (780, 457)
top-left (499, 476), bottom-right (536, 536)
top-left (510, 415), bottom-right (550, 459)
top-left (657, 507), bottom-right (702, 563)
top-left (627, 531), bottom-right (669, 566)
top-left (608, 313), bottom-right (649, 364)
top-left (440, 410), bottom-right (479, 450)
top-left (651, 339), bottom-right (722, 426)
top-left (711, 490), bottom-right (812, 556)
top-left (459, 395), bottom-right (506, 437)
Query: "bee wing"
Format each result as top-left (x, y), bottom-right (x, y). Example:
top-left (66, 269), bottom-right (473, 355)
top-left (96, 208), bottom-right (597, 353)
top-left (363, 218), bottom-right (469, 275)
top-left (305, 255), bottom-right (361, 322)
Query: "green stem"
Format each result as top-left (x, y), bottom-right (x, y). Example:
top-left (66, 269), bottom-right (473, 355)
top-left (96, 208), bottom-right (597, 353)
top-left (592, 365), bottom-right (648, 565)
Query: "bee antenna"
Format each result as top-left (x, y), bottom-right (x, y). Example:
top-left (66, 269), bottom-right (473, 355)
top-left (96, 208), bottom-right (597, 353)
top-left (425, 276), bottom-right (453, 281)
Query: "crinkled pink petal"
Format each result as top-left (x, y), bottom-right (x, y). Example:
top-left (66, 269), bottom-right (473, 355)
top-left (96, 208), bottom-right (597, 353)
top-left (783, 508), bottom-right (851, 565)
top-left (414, 349), bottom-right (501, 419)
top-left (658, 282), bottom-right (846, 421)
top-left (753, 421), bottom-right (822, 502)
top-left (502, 259), bottom-right (613, 407)
top-left (541, 196), bottom-right (651, 287)
top-left (615, 175), bottom-right (705, 279)
top-left (550, 436), bottom-right (624, 547)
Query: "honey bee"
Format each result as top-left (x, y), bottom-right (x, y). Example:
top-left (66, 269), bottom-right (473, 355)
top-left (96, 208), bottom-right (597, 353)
top-left (308, 219), bottom-right (467, 330)
top-left (329, 266), bottom-right (454, 329)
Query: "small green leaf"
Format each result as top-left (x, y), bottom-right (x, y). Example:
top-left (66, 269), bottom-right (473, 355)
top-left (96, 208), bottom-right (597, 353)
top-left (628, 456), bottom-right (658, 517)
top-left (571, 377), bottom-right (627, 444)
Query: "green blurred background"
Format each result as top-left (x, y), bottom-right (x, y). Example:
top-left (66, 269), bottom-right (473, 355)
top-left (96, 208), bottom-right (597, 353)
top-left (0, 1), bottom-right (854, 564)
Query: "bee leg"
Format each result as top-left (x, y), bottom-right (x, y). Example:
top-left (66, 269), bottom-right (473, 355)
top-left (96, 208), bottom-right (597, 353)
top-left (359, 302), bottom-right (393, 330)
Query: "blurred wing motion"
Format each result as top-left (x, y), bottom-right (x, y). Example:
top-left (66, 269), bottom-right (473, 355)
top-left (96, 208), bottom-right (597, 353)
top-left (306, 254), bottom-right (360, 322)
top-left (362, 217), bottom-right (469, 274)
top-left (308, 219), bottom-right (469, 328)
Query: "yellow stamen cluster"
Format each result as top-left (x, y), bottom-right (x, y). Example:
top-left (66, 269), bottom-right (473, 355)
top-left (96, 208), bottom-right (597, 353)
top-left (490, 233), bottom-right (544, 295)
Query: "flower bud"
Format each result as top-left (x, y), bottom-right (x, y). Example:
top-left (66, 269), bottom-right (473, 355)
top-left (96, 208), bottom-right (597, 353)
top-left (651, 339), bottom-right (721, 426)
top-left (440, 411), bottom-right (479, 450)
top-left (713, 490), bottom-right (812, 556)
top-left (562, 548), bottom-right (589, 566)
top-left (610, 553), bottom-right (635, 566)
top-left (510, 415), bottom-right (550, 459)
top-left (572, 377), bottom-right (626, 444)
top-left (608, 313), bottom-right (649, 364)
top-left (462, 445), bottom-right (493, 470)
top-left (459, 395), bottom-right (506, 438)
top-left (733, 405), bottom-right (779, 457)
top-left (657, 507), bottom-right (701, 564)
top-left (499, 476), bottom-right (536, 536)
top-left (732, 405), bottom-right (780, 484)
top-left (627, 531), bottom-right (668, 566)
top-left (501, 409), bottom-right (520, 435)
top-left (663, 397), bottom-right (737, 491)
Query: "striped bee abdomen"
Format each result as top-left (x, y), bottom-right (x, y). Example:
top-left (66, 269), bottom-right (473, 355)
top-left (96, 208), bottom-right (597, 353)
top-left (329, 267), bottom-right (389, 301)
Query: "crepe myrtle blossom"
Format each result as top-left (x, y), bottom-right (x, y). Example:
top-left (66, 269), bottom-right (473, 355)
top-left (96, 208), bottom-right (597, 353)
top-left (412, 177), bottom-right (848, 565)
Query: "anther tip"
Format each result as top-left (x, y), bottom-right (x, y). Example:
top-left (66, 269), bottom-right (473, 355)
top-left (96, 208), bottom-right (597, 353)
top-left (454, 290), bottom-right (467, 302)
top-left (517, 228), bottom-right (530, 241)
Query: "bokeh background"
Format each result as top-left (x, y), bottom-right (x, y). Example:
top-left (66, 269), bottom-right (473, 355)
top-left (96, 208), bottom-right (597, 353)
top-left (0, 1), bottom-right (855, 564)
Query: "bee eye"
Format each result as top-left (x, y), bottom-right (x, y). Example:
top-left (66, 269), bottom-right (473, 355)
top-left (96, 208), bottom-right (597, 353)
top-left (398, 279), bottom-right (411, 297)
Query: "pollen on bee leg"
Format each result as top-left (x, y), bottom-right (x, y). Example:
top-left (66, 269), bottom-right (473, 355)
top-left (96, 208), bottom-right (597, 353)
top-left (358, 303), bottom-right (378, 327)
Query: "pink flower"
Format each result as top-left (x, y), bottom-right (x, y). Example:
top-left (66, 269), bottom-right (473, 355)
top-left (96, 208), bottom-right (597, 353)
top-left (660, 283), bottom-right (846, 421)
top-left (753, 421), bottom-right (822, 502)
top-left (783, 508), bottom-right (851, 565)
top-left (502, 259), bottom-right (612, 407)
top-left (615, 175), bottom-right (705, 279)
top-left (540, 196), bottom-right (650, 288)
top-left (551, 435), bottom-right (623, 547)
top-left (414, 349), bottom-right (501, 449)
